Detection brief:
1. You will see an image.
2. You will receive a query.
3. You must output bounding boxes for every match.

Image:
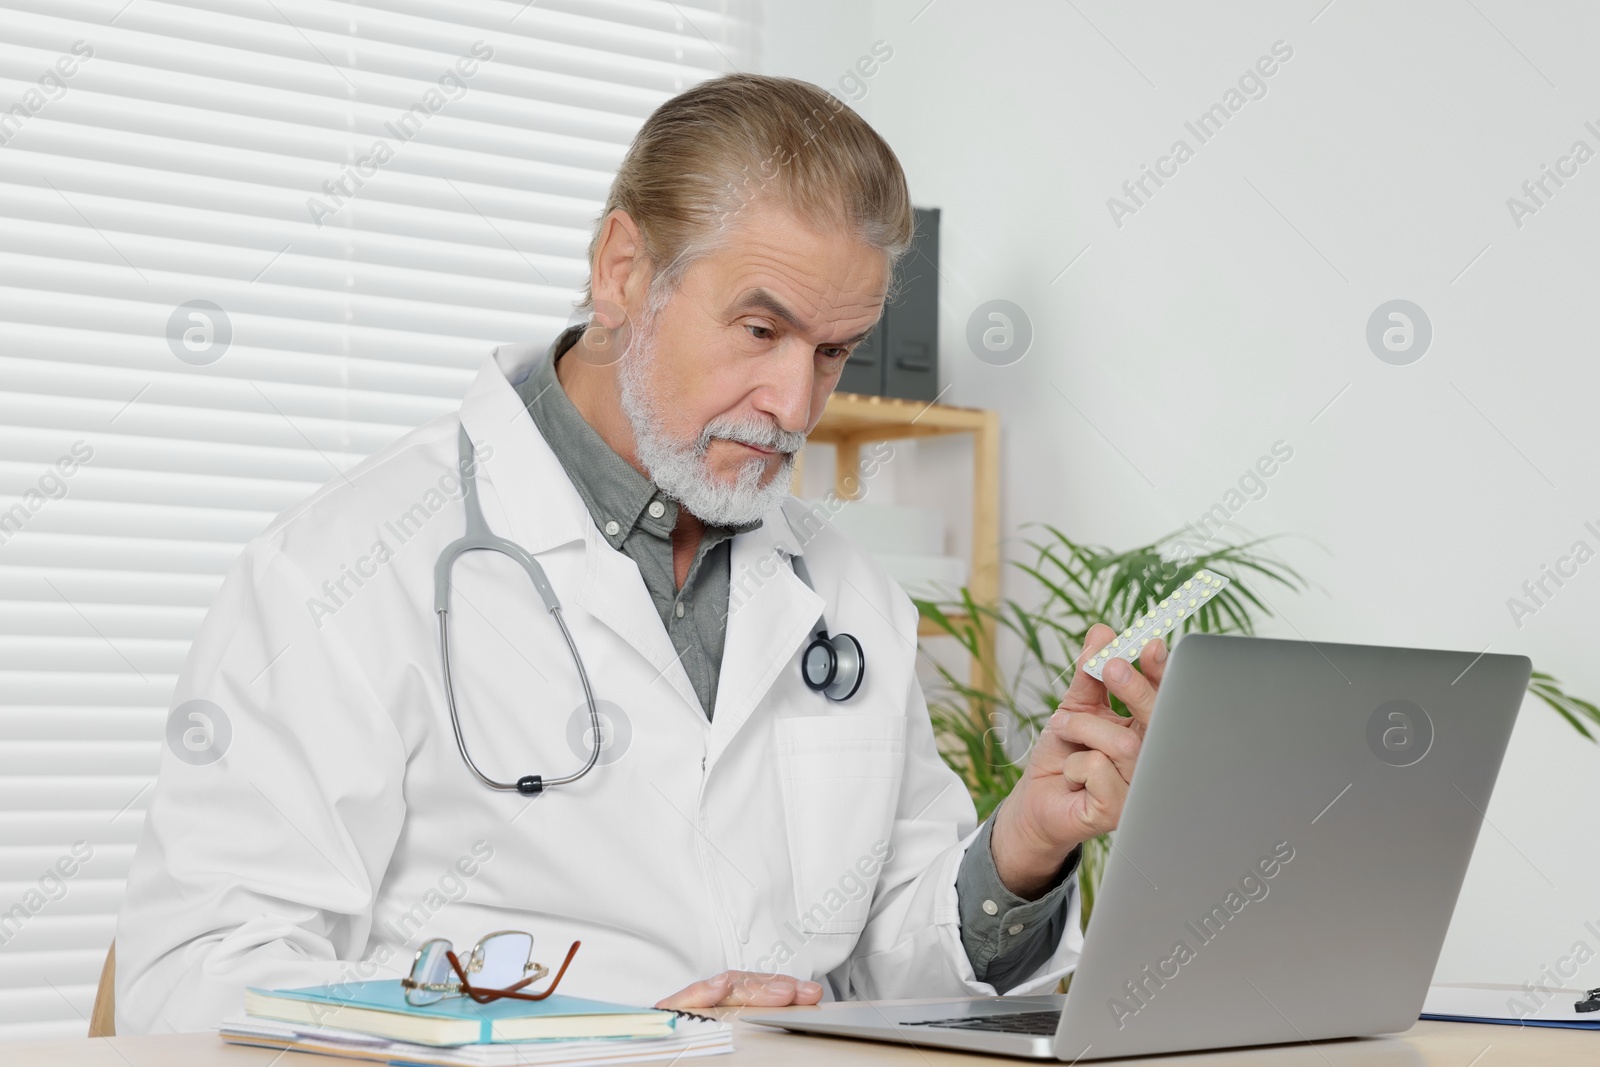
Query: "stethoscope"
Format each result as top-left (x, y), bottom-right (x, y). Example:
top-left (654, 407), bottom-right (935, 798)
top-left (435, 425), bottom-right (866, 797)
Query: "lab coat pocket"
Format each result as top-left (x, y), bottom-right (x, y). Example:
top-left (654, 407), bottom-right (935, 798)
top-left (774, 713), bottom-right (906, 937)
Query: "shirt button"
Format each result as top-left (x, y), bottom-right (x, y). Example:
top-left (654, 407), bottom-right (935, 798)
top-left (982, 900), bottom-right (998, 916)
top-left (1008, 924), bottom-right (1025, 935)
top-left (648, 500), bottom-right (666, 519)
top-left (675, 602), bottom-right (685, 618)
top-left (604, 520), bottom-right (619, 536)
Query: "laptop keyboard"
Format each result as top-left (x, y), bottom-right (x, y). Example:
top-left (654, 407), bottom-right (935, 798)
top-left (902, 1009), bottom-right (1062, 1035)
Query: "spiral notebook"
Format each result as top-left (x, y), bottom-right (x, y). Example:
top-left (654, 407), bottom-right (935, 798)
top-left (219, 1009), bottom-right (732, 1067)
top-left (242, 979), bottom-right (699, 1045)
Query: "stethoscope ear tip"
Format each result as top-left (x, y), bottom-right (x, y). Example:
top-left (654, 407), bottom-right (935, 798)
top-left (517, 775), bottom-right (544, 796)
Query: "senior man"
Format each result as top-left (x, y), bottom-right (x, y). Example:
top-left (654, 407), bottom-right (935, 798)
top-left (114, 73), bottom-right (1164, 1032)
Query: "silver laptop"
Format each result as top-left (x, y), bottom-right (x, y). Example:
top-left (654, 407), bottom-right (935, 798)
top-left (749, 633), bottom-right (1531, 1060)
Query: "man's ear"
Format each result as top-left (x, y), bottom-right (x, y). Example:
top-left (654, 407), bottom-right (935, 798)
top-left (589, 209), bottom-right (650, 328)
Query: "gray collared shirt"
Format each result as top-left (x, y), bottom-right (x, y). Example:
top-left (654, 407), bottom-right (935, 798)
top-left (516, 326), bottom-right (1077, 988)
top-left (518, 325), bottom-right (758, 721)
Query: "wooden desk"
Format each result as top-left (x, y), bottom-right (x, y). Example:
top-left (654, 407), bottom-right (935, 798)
top-left (8, 1003), bottom-right (1595, 1066)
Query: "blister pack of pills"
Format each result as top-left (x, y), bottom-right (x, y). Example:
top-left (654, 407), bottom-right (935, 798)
top-left (1081, 569), bottom-right (1232, 681)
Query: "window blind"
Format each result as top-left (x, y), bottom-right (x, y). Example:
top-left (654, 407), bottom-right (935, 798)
top-left (0, 0), bottom-right (755, 1040)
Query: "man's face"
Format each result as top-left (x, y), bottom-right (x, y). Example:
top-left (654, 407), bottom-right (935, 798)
top-left (629, 201), bottom-right (889, 498)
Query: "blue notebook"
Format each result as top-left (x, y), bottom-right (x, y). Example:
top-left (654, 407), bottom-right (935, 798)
top-left (244, 980), bottom-right (678, 1046)
top-left (1421, 984), bottom-right (1600, 1031)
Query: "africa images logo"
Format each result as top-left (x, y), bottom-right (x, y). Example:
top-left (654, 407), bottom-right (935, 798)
top-left (1107, 841), bottom-right (1295, 1031)
top-left (1366, 699), bottom-right (1433, 768)
top-left (165, 699), bottom-right (232, 766)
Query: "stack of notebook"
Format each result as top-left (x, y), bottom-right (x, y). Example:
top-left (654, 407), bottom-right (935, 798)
top-left (219, 979), bottom-right (733, 1066)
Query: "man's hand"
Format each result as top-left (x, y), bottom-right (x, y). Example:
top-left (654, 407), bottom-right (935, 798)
top-left (654, 970), bottom-right (824, 1010)
top-left (989, 623), bottom-right (1167, 898)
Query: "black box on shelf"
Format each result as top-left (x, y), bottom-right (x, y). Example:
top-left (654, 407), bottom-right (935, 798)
top-left (837, 313), bottom-right (883, 396)
top-left (838, 206), bottom-right (940, 401)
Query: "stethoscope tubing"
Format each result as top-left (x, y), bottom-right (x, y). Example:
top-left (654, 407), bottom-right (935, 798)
top-left (436, 423), bottom-right (604, 794)
top-left (438, 421), bottom-right (863, 798)
top-left (437, 603), bottom-right (603, 792)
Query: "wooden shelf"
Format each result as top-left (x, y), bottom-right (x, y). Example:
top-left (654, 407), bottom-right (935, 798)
top-left (796, 392), bottom-right (1000, 697)
top-left (804, 391), bottom-right (992, 441)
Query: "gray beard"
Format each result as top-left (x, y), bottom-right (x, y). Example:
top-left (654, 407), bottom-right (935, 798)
top-left (616, 309), bottom-right (807, 528)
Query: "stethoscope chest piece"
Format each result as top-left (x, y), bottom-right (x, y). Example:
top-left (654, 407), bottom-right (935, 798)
top-left (790, 552), bottom-right (865, 702)
top-left (802, 629), bottom-right (865, 701)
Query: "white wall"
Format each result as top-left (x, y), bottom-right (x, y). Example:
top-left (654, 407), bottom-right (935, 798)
top-left (764, 0), bottom-right (1600, 988)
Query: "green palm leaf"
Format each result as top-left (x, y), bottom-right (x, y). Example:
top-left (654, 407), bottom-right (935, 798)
top-left (913, 524), bottom-right (1598, 938)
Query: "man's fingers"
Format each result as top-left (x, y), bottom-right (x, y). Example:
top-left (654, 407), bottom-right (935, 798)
top-left (727, 976), bottom-right (797, 1006)
top-left (654, 973), bottom-right (731, 1009)
top-left (724, 972), bottom-right (823, 1006)
top-left (1141, 637), bottom-right (1169, 688)
top-left (1100, 651), bottom-right (1160, 729)
top-left (1062, 748), bottom-right (1129, 814)
top-left (655, 971), bottom-right (823, 1009)
top-left (1043, 710), bottom-right (1141, 781)
top-left (1059, 623), bottom-right (1117, 706)
top-left (1078, 623), bottom-right (1117, 668)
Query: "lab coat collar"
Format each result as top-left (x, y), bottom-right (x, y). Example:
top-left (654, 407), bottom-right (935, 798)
top-left (457, 343), bottom-right (825, 744)
top-left (710, 497), bottom-right (824, 764)
top-left (460, 341), bottom-right (706, 715)
top-left (457, 340), bottom-right (590, 556)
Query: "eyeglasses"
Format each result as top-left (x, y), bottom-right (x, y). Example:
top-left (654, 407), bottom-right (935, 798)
top-left (400, 931), bottom-right (581, 1006)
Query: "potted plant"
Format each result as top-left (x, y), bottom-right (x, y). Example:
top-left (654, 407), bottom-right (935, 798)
top-left (915, 525), bottom-right (1600, 929)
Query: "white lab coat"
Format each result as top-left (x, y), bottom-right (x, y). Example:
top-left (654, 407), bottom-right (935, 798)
top-left (114, 341), bottom-right (1083, 1034)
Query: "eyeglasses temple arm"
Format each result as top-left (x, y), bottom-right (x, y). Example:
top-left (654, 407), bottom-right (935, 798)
top-left (446, 949), bottom-right (520, 1004)
top-left (526, 940), bottom-right (581, 1001)
top-left (445, 941), bottom-right (583, 1003)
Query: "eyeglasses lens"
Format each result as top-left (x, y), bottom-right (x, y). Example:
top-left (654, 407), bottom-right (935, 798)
top-left (472, 932), bottom-right (535, 991)
top-left (405, 939), bottom-right (454, 1006)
